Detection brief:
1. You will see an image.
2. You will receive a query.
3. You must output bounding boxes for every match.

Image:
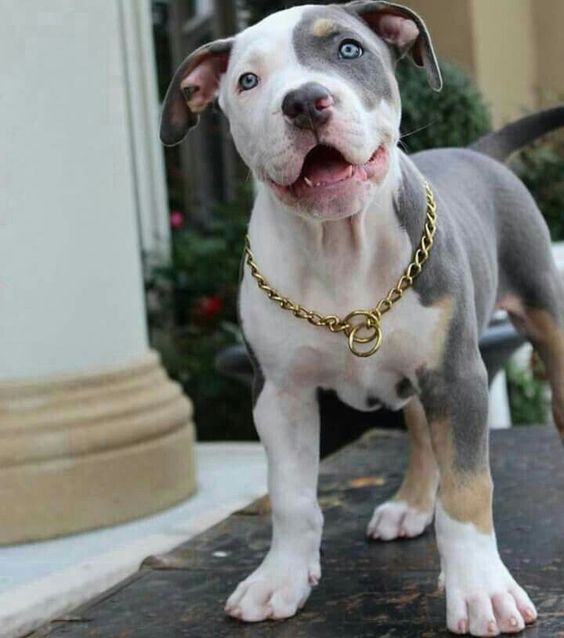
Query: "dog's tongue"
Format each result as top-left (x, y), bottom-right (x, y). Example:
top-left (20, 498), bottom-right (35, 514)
top-left (301, 145), bottom-right (351, 184)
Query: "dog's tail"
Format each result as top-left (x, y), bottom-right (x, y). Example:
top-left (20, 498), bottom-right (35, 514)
top-left (469, 105), bottom-right (564, 161)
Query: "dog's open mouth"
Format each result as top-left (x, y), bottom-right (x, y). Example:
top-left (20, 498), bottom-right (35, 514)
top-left (300, 145), bottom-right (358, 189)
top-left (271, 144), bottom-right (388, 199)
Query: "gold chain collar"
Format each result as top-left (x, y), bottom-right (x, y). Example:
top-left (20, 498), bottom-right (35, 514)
top-left (244, 181), bottom-right (437, 358)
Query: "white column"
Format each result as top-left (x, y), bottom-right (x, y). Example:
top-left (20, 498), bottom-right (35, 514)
top-left (0, 0), bottom-right (195, 543)
top-left (119, 0), bottom-right (171, 261)
top-left (488, 371), bottom-right (512, 429)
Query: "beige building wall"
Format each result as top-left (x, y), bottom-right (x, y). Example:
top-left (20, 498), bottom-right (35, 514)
top-left (471, 0), bottom-right (536, 125)
top-left (410, 0), bottom-right (564, 126)
top-left (406, 0), bottom-right (475, 74)
top-left (533, 0), bottom-right (564, 105)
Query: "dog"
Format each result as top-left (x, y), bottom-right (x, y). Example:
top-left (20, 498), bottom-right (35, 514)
top-left (160, 2), bottom-right (564, 635)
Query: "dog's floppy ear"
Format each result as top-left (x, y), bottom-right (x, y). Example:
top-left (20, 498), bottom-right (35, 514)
top-left (347, 1), bottom-right (442, 91)
top-left (160, 38), bottom-right (234, 147)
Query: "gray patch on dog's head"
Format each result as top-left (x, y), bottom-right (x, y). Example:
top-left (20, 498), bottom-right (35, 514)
top-left (346, 1), bottom-right (442, 91)
top-left (292, 6), bottom-right (394, 109)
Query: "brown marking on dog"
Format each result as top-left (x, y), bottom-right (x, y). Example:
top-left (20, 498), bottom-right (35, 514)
top-left (441, 469), bottom-right (493, 534)
top-left (430, 418), bottom-right (493, 534)
top-left (311, 18), bottom-right (337, 38)
top-left (428, 295), bottom-right (455, 369)
top-left (394, 398), bottom-right (438, 512)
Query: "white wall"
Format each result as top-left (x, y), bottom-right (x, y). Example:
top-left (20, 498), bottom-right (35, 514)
top-left (0, 0), bottom-right (155, 379)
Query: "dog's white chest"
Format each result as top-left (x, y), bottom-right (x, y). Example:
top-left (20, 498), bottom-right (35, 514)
top-left (240, 183), bottom-right (452, 411)
top-left (241, 270), bottom-right (452, 411)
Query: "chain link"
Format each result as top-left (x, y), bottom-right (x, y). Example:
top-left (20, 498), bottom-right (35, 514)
top-left (244, 180), bottom-right (438, 357)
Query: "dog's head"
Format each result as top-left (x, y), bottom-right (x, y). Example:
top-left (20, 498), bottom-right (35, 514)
top-left (160, 1), bottom-right (441, 220)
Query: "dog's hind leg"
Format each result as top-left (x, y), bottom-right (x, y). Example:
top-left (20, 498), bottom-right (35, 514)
top-left (366, 397), bottom-right (438, 540)
top-left (499, 233), bottom-right (564, 437)
top-left (503, 292), bottom-right (564, 437)
top-left (528, 307), bottom-right (564, 437)
top-left (495, 181), bottom-right (564, 436)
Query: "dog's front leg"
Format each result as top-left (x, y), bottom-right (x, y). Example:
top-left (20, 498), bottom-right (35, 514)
top-left (420, 356), bottom-right (537, 636)
top-left (367, 397), bottom-right (438, 540)
top-left (225, 381), bottom-right (322, 622)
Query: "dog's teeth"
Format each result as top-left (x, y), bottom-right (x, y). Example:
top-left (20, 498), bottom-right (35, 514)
top-left (348, 165), bottom-right (354, 178)
top-left (304, 177), bottom-right (313, 187)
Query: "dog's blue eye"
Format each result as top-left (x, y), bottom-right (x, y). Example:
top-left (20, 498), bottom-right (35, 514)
top-left (239, 73), bottom-right (259, 91)
top-left (339, 40), bottom-right (363, 60)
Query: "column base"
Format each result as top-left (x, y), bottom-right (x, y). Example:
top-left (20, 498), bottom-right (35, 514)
top-left (0, 351), bottom-right (196, 544)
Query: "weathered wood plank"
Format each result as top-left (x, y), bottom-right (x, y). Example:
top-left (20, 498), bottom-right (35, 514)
top-left (34, 427), bottom-right (564, 637)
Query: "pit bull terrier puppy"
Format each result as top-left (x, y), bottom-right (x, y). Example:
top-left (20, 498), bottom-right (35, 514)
top-left (160, 2), bottom-right (564, 635)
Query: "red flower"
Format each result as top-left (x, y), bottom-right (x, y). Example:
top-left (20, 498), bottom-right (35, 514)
top-left (193, 295), bottom-right (224, 321)
top-left (170, 210), bottom-right (184, 229)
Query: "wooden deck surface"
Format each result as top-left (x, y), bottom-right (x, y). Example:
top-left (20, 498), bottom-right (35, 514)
top-left (33, 427), bottom-right (564, 637)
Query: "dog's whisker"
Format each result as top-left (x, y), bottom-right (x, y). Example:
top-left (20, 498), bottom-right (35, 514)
top-left (400, 119), bottom-right (439, 140)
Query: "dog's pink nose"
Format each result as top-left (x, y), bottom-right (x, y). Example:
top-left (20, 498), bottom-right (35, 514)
top-left (282, 82), bottom-right (334, 130)
top-left (315, 95), bottom-right (334, 111)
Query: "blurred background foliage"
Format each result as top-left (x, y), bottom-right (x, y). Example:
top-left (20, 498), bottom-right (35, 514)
top-left (506, 357), bottom-right (550, 426)
top-left (147, 187), bottom-right (254, 440)
top-left (397, 58), bottom-right (491, 153)
top-left (511, 141), bottom-right (564, 242)
top-left (149, 2), bottom-right (563, 439)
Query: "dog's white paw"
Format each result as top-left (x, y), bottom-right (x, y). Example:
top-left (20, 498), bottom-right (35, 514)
top-left (225, 554), bottom-right (319, 622)
top-left (437, 504), bottom-right (537, 636)
top-left (366, 499), bottom-right (433, 540)
top-left (444, 565), bottom-right (536, 636)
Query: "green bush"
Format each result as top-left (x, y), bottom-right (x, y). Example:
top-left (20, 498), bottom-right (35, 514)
top-left (510, 139), bottom-right (564, 241)
top-left (505, 360), bottom-right (550, 425)
top-left (147, 188), bottom-right (256, 441)
top-left (396, 58), bottom-right (491, 152)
